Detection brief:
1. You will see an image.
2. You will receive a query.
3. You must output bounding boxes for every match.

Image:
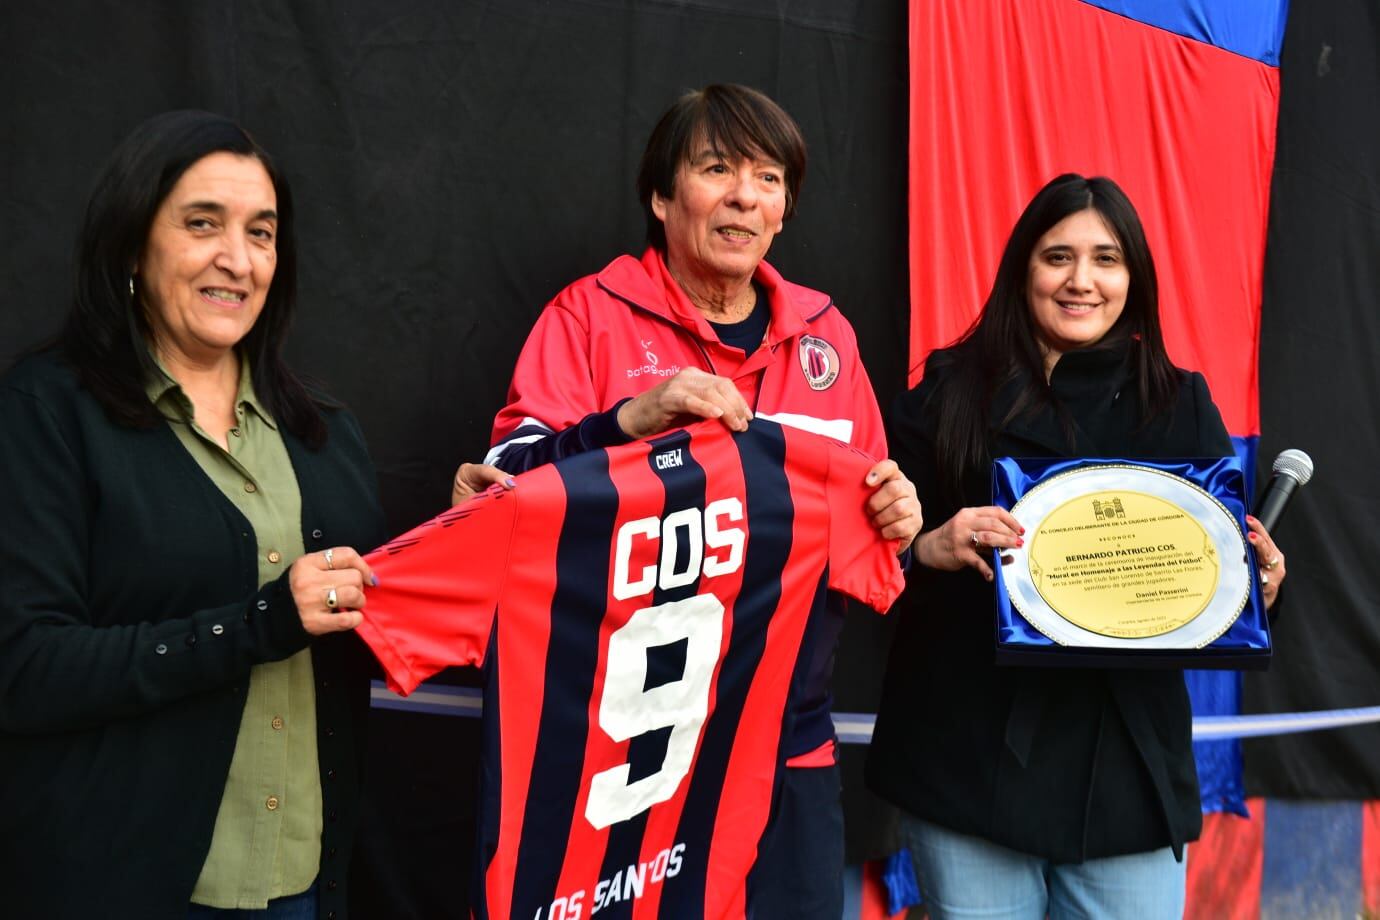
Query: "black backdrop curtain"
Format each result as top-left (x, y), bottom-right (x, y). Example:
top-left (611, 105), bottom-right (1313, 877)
top-left (0, 0), bottom-right (909, 532)
top-left (1, 2), bottom-right (908, 914)
top-left (2, 1), bottom-right (1377, 916)
top-left (1243, 0), bottom-right (1380, 800)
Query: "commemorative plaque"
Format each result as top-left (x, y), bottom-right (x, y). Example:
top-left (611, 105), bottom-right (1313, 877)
top-left (1001, 464), bottom-right (1252, 650)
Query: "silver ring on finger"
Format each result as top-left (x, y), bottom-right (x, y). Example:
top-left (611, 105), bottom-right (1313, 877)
top-left (1259, 570), bottom-right (1269, 587)
top-left (323, 548), bottom-right (335, 570)
top-left (326, 587), bottom-right (339, 610)
top-left (969, 531), bottom-right (981, 548)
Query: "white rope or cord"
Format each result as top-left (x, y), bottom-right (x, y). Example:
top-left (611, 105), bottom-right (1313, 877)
top-left (370, 683), bottom-right (1380, 743)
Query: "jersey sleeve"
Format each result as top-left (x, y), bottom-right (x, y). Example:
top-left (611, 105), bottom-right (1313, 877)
top-left (823, 438), bottom-right (907, 613)
top-left (835, 314), bottom-right (889, 459)
top-left (356, 487), bottom-right (518, 695)
top-left (486, 300), bottom-right (630, 471)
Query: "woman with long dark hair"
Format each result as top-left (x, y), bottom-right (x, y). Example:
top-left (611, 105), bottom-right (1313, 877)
top-left (0, 111), bottom-right (386, 918)
top-left (868, 174), bottom-right (1286, 917)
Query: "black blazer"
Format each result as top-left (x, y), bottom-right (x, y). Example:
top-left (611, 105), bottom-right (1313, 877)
top-left (866, 340), bottom-right (1233, 863)
top-left (0, 351), bottom-right (387, 919)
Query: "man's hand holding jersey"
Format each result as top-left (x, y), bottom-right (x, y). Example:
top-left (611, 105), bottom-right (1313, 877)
top-left (865, 459), bottom-right (923, 553)
top-left (616, 367), bottom-right (753, 439)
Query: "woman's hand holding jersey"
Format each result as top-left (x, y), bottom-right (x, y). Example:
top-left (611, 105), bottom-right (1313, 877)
top-left (451, 462), bottom-right (516, 506)
top-left (290, 547), bottom-right (377, 634)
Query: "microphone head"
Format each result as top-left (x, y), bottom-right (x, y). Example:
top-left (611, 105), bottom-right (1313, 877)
top-left (1272, 448), bottom-right (1314, 485)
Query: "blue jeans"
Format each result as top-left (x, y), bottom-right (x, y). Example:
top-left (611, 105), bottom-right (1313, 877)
top-left (188, 883), bottom-right (317, 920)
top-left (901, 816), bottom-right (1185, 920)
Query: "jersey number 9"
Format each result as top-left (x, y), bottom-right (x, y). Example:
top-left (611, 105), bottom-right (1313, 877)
top-left (584, 594), bottom-right (724, 829)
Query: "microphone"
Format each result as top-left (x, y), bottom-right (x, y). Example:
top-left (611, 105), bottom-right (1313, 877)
top-left (1254, 449), bottom-right (1314, 532)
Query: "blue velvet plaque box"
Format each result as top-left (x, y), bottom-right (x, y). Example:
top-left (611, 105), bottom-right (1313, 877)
top-left (992, 456), bottom-right (1271, 669)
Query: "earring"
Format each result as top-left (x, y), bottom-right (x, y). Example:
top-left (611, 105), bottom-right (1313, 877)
top-left (129, 276), bottom-right (135, 298)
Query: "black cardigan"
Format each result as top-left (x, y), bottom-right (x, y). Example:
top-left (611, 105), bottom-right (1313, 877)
top-left (866, 341), bottom-right (1233, 863)
top-left (0, 351), bottom-right (387, 919)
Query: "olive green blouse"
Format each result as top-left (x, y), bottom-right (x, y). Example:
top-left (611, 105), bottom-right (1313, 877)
top-left (146, 356), bottom-right (321, 908)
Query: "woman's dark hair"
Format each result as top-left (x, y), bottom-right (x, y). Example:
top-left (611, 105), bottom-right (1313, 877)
top-left (59, 109), bottom-right (327, 446)
top-left (927, 173), bottom-right (1179, 499)
top-left (636, 84), bottom-right (807, 250)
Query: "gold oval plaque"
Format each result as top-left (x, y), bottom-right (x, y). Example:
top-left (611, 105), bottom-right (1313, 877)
top-left (1028, 489), bottom-right (1218, 638)
top-left (1002, 464), bottom-right (1250, 649)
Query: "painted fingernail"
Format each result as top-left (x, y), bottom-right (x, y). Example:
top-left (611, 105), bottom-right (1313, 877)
top-left (1019, 527), bottom-right (1026, 535)
top-left (504, 477), bottom-right (516, 488)
top-left (1016, 538), bottom-right (1024, 547)
top-left (370, 574), bottom-right (380, 587)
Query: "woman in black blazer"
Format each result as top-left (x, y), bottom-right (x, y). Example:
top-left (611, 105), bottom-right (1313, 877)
top-left (868, 174), bottom-right (1286, 919)
top-left (0, 111), bottom-right (389, 919)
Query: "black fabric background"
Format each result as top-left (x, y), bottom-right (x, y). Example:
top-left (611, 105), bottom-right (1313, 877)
top-left (0, 1), bottom-right (1375, 915)
top-left (1242, 0), bottom-right (1380, 800)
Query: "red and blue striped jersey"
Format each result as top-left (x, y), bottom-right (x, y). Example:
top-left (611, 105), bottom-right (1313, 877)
top-left (356, 419), bottom-right (904, 920)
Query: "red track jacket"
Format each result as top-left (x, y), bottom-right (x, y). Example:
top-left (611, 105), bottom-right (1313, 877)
top-left (488, 246), bottom-right (890, 761)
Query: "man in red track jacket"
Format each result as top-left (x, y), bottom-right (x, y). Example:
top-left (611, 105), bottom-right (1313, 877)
top-left (468, 84), bottom-right (922, 919)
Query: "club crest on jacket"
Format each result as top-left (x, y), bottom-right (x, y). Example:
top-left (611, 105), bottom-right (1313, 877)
top-left (799, 335), bottom-right (840, 390)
